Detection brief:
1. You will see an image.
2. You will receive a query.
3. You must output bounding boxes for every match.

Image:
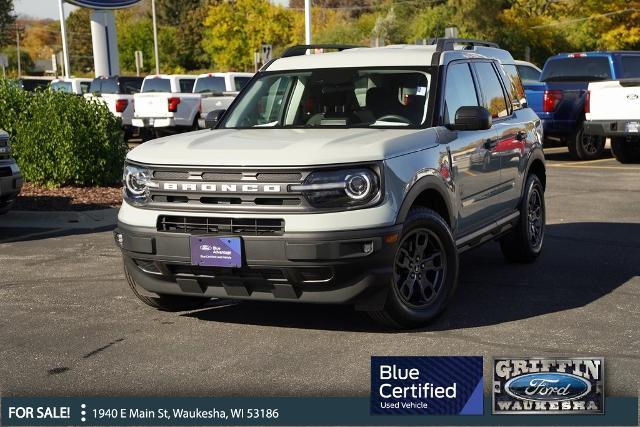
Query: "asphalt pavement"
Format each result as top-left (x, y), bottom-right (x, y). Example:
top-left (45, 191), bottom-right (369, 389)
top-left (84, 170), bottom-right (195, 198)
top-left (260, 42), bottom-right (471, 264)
top-left (0, 146), bottom-right (638, 398)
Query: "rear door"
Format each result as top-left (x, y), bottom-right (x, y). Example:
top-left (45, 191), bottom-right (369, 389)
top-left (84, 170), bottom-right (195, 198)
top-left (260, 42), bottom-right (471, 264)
top-left (442, 61), bottom-right (501, 235)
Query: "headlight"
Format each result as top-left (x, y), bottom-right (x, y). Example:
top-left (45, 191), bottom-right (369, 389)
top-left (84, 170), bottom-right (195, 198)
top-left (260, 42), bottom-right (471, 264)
top-left (290, 168), bottom-right (381, 208)
top-left (123, 164), bottom-right (152, 205)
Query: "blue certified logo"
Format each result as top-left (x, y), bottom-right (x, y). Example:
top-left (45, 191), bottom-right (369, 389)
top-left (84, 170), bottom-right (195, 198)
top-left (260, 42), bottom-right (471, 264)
top-left (504, 372), bottom-right (591, 402)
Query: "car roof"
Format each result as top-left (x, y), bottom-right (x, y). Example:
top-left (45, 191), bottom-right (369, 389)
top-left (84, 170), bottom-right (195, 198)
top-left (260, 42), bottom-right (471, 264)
top-left (143, 74), bottom-right (195, 80)
top-left (267, 44), bottom-right (514, 71)
top-left (514, 60), bottom-right (542, 71)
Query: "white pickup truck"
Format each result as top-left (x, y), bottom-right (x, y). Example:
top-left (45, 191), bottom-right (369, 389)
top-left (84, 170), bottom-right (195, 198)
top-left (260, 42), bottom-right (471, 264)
top-left (585, 79), bottom-right (640, 163)
top-left (51, 78), bottom-right (92, 95)
top-left (193, 72), bottom-right (253, 128)
top-left (85, 76), bottom-right (144, 138)
top-left (132, 74), bottom-right (198, 136)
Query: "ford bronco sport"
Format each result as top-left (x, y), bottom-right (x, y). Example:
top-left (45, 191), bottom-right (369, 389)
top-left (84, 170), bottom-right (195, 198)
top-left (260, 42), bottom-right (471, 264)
top-left (115, 39), bottom-right (546, 328)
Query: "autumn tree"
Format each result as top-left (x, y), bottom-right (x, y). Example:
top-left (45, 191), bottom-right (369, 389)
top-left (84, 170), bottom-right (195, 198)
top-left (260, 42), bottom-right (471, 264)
top-left (0, 0), bottom-right (15, 47)
top-left (66, 8), bottom-right (93, 74)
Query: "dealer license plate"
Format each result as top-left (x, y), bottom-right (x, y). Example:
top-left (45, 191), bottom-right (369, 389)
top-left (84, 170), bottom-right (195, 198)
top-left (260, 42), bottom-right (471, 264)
top-left (190, 236), bottom-right (242, 268)
top-left (625, 121), bottom-right (640, 133)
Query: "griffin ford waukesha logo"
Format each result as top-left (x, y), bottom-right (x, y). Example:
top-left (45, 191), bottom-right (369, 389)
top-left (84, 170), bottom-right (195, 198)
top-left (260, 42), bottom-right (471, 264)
top-left (159, 182), bottom-right (283, 193)
top-left (627, 93), bottom-right (639, 101)
top-left (493, 358), bottom-right (604, 414)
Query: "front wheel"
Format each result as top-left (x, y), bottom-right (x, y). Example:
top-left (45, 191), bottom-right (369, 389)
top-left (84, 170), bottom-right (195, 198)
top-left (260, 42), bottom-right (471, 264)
top-left (124, 263), bottom-right (210, 311)
top-left (368, 208), bottom-right (459, 329)
top-left (569, 127), bottom-right (605, 160)
top-left (500, 174), bottom-right (545, 263)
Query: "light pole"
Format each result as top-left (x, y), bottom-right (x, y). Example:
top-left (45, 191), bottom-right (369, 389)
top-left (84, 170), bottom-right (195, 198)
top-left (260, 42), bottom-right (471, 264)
top-left (57, 0), bottom-right (71, 77)
top-left (16, 26), bottom-right (21, 77)
top-left (151, 0), bottom-right (160, 74)
top-left (304, 0), bottom-right (311, 45)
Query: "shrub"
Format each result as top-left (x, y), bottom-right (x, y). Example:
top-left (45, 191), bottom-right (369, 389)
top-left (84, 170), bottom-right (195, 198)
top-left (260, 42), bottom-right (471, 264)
top-left (0, 79), bottom-right (127, 187)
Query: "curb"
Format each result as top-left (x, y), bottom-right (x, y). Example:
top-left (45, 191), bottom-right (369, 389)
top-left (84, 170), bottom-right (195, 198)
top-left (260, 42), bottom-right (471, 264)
top-left (0, 208), bottom-right (118, 230)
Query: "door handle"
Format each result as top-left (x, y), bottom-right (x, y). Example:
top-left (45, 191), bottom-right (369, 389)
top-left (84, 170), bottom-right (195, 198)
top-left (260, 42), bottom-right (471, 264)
top-left (515, 130), bottom-right (527, 141)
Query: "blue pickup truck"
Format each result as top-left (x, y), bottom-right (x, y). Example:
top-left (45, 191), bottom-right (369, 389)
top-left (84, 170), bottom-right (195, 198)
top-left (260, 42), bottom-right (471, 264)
top-left (525, 51), bottom-right (640, 160)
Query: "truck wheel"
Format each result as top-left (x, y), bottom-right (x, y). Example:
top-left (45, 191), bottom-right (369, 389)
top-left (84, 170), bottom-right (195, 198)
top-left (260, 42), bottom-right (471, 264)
top-left (124, 264), bottom-right (210, 311)
top-left (571, 127), bottom-right (605, 160)
top-left (500, 174), bottom-right (545, 263)
top-left (368, 208), bottom-right (458, 329)
top-left (611, 137), bottom-right (640, 163)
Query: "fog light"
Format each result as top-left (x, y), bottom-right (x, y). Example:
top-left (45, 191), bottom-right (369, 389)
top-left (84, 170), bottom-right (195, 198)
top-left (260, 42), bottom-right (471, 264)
top-left (363, 241), bottom-right (374, 254)
top-left (114, 233), bottom-right (124, 247)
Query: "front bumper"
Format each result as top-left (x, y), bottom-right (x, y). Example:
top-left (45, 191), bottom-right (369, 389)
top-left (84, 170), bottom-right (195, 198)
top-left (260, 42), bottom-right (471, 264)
top-left (115, 221), bottom-right (401, 305)
top-left (0, 160), bottom-right (22, 213)
top-left (584, 120), bottom-right (640, 138)
top-left (132, 117), bottom-right (175, 128)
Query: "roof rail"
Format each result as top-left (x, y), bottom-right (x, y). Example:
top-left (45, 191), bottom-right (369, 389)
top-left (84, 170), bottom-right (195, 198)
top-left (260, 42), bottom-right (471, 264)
top-left (281, 44), bottom-right (363, 58)
top-left (425, 38), bottom-right (500, 52)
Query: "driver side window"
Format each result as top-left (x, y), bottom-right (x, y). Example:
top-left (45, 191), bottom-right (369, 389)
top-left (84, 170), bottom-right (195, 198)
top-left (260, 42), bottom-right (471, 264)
top-left (443, 63), bottom-right (479, 126)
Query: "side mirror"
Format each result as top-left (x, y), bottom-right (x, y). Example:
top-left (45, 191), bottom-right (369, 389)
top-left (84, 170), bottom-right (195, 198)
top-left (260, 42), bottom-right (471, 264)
top-left (204, 109), bottom-right (226, 129)
top-left (451, 106), bottom-right (492, 131)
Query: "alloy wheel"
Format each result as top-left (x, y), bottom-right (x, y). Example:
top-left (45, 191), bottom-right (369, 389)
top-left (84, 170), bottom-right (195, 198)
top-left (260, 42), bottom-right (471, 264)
top-left (527, 187), bottom-right (544, 248)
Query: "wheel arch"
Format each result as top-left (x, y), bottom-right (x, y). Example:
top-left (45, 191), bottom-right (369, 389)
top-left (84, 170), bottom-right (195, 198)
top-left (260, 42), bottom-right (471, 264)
top-left (395, 176), bottom-right (454, 227)
top-left (526, 149), bottom-right (547, 190)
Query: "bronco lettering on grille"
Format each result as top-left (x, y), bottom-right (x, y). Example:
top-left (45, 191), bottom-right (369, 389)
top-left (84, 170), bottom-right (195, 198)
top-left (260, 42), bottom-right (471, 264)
top-left (159, 182), bottom-right (284, 193)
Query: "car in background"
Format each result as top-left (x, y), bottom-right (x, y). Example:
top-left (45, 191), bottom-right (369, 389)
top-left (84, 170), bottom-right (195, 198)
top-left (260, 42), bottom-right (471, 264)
top-left (0, 130), bottom-right (22, 214)
top-left (15, 76), bottom-right (54, 91)
top-left (50, 78), bottom-right (92, 95)
top-left (194, 72), bottom-right (253, 128)
top-left (132, 74), bottom-right (198, 137)
top-left (526, 51), bottom-right (640, 159)
top-left (86, 76), bottom-right (144, 138)
top-left (515, 60), bottom-right (542, 87)
top-left (585, 79), bottom-right (640, 163)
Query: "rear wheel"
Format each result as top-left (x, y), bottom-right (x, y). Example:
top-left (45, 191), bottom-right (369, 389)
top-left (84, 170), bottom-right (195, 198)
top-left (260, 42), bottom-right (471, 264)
top-left (500, 174), bottom-right (545, 263)
top-left (124, 263), bottom-right (210, 311)
top-left (570, 127), bottom-right (605, 160)
top-left (368, 208), bottom-right (458, 329)
top-left (611, 137), bottom-right (640, 163)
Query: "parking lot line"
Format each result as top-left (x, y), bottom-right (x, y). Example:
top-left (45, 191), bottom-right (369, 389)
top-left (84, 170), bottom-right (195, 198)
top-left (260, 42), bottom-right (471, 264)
top-left (547, 164), bottom-right (640, 171)
top-left (562, 157), bottom-right (618, 166)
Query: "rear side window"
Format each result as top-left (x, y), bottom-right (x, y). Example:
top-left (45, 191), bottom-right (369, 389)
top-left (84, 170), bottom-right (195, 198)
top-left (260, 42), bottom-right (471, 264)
top-left (193, 76), bottom-right (225, 93)
top-left (234, 76), bottom-right (252, 91)
top-left (474, 62), bottom-right (509, 118)
top-left (541, 57), bottom-right (612, 82)
top-left (143, 78), bottom-right (172, 93)
top-left (443, 63), bottom-right (478, 125)
top-left (502, 64), bottom-right (526, 110)
top-left (621, 56), bottom-right (640, 78)
top-left (179, 79), bottom-right (195, 93)
top-left (516, 65), bottom-right (541, 84)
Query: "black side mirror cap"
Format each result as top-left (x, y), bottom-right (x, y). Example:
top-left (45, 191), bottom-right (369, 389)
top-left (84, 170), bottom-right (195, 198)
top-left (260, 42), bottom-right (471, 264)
top-left (204, 109), bottom-right (226, 129)
top-left (450, 106), bottom-right (492, 131)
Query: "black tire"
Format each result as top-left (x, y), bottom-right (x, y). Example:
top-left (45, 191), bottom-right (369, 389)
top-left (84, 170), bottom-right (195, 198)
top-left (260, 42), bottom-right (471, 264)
top-left (611, 137), bottom-right (640, 164)
top-left (368, 208), bottom-right (459, 329)
top-left (140, 128), bottom-right (153, 142)
top-left (500, 174), bottom-right (545, 263)
top-left (124, 263), bottom-right (210, 311)
top-left (570, 127), bottom-right (605, 160)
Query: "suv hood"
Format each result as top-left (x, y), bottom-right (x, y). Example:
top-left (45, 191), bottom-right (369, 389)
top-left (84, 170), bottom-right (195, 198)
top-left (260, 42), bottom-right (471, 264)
top-left (127, 128), bottom-right (438, 166)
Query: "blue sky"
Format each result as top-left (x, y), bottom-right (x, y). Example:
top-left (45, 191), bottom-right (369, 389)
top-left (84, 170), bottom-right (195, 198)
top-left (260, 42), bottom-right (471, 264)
top-left (14, 0), bottom-right (289, 20)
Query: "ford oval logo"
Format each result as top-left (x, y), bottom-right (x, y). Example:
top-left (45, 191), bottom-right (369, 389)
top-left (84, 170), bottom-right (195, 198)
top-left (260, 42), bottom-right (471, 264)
top-left (66, 0), bottom-right (141, 9)
top-left (627, 94), bottom-right (639, 101)
top-left (504, 373), bottom-right (591, 402)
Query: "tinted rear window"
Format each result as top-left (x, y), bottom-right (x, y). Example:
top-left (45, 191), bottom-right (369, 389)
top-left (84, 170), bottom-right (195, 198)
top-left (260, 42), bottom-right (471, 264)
top-left (89, 78), bottom-right (119, 94)
top-left (541, 57), bottom-right (611, 82)
top-left (20, 79), bottom-right (50, 91)
top-left (621, 56), bottom-right (640, 78)
top-left (179, 79), bottom-right (195, 93)
top-left (142, 78), bottom-right (172, 93)
top-left (119, 78), bottom-right (142, 94)
top-left (194, 76), bottom-right (225, 93)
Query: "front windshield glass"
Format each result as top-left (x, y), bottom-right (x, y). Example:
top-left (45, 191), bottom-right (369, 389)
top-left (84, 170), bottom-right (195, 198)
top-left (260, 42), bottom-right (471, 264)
top-left (222, 68), bottom-right (431, 128)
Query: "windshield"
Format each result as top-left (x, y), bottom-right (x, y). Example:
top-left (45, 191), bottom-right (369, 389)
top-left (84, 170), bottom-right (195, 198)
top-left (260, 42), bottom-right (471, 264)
top-left (221, 68), bottom-right (431, 129)
top-left (194, 76), bottom-right (226, 93)
top-left (541, 57), bottom-right (612, 82)
top-left (142, 77), bottom-right (172, 93)
top-left (51, 81), bottom-right (73, 93)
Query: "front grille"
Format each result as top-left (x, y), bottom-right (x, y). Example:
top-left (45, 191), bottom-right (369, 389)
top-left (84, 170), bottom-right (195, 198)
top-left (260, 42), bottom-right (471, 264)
top-left (157, 215), bottom-right (285, 235)
top-left (0, 167), bottom-right (12, 177)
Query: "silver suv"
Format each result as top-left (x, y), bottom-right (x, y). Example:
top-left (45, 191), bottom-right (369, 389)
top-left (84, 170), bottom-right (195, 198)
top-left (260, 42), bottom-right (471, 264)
top-left (115, 39), bottom-right (546, 328)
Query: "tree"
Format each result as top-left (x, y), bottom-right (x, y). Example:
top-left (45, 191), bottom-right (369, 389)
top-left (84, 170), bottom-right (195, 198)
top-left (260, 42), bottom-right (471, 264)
top-left (66, 9), bottom-right (93, 74)
top-left (202, 0), bottom-right (297, 71)
top-left (176, 2), bottom-right (214, 70)
top-left (0, 0), bottom-right (15, 47)
top-left (288, 0), bottom-right (374, 18)
top-left (156, 0), bottom-right (201, 26)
